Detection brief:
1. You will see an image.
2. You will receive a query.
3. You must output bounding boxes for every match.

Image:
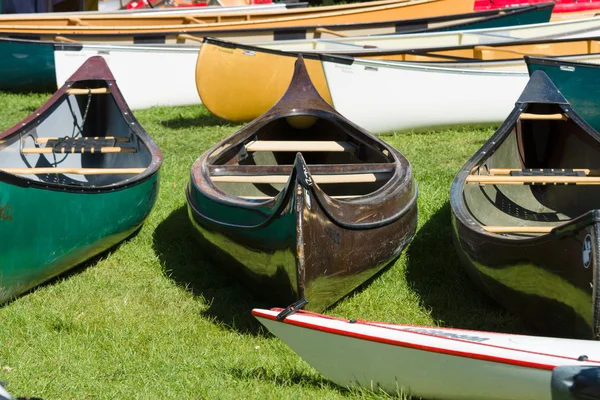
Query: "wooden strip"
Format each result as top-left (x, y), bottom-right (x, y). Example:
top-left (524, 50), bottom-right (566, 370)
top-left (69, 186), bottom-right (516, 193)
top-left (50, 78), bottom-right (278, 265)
top-left (483, 226), bottom-right (555, 233)
top-left (473, 45), bottom-right (548, 57)
top-left (22, 147), bottom-right (136, 154)
top-left (176, 33), bottom-right (203, 43)
top-left (212, 173), bottom-right (389, 184)
top-left (488, 168), bottom-right (590, 176)
top-left (54, 35), bottom-right (80, 43)
top-left (0, 167), bottom-right (145, 175)
top-left (519, 113), bottom-right (568, 121)
top-left (66, 88), bottom-right (110, 95)
top-left (466, 175), bottom-right (600, 184)
top-left (314, 27), bottom-right (349, 38)
top-left (240, 194), bottom-right (360, 199)
top-left (208, 163), bottom-right (395, 176)
top-left (35, 136), bottom-right (129, 144)
top-left (246, 141), bottom-right (356, 152)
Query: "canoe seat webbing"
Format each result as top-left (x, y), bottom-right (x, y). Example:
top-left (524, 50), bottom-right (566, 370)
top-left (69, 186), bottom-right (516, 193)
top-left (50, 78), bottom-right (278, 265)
top-left (466, 175), bottom-right (600, 185)
top-left (519, 113), bottom-right (568, 121)
top-left (212, 173), bottom-right (390, 184)
top-left (35, 136), bottom-right (129, 144)
top-left (488, 168), bottom-right (589, 176)
top-left (484, 226), bottom-right (555, 233)
top-left (246, 141), bottom-right (357, 152)
top-left (22, 137), bottom-right (136, 154)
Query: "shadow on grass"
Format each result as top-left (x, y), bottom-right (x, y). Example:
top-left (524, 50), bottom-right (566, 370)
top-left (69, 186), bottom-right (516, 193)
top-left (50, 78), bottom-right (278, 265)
top-left (159, 112), bottom-right (235, 130)
top-left (2, 226), bottom-right (142, 308)
top-left (405, 202), bottom-right (531, 334)
top-left (152, 205), bottom-right (267, 335)
top-left (228, 365), bottom-right (337, 391)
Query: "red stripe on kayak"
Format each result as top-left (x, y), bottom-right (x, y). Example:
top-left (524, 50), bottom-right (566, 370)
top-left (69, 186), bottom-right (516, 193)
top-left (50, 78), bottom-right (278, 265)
top-left (253, 309), bottom-right (557, 371)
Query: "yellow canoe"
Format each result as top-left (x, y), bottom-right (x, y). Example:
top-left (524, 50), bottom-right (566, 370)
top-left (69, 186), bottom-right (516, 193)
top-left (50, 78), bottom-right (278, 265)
top-left (0, 0), bottom-right (473, 34)
top-left (196, 37), bottom-right (600, 123)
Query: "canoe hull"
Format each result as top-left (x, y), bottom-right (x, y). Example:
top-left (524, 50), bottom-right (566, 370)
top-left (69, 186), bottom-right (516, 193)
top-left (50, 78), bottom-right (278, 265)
top-left (187, 181), bottom-right (417, 311)
top-left (451, 213), bottom-right (599, 339)
top-left (253, 308), bottom-right (600, 399)
top-left (0, 174), bottom-right (159, 303)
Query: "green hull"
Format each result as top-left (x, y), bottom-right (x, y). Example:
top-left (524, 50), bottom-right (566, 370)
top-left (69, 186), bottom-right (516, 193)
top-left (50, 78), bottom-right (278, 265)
top-left (0, 39), bottom-right (57, 92)
top-left (0, 175), bottom-right (159, 303)
top-left (430, 3), bottom-right (552, 32)
top-left (526, 57), bottom-right (600, 133)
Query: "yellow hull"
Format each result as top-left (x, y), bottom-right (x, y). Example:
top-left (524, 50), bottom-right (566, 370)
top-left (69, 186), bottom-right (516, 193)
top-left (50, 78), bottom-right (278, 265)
top-left (196, 41), bottom-right (332, 123)
top-left (0, 0), bottom-right (474, 34)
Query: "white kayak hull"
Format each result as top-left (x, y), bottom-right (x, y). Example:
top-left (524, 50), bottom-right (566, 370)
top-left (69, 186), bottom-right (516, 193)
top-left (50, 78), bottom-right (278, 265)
top-left (322, 57), bottom-right (528, 133)
top-left (254, 308), bottom-right (600, 399)
top-left (254, 17), bottom-right (600, 53)
top-left (55, 44), bottom-right (200, 109)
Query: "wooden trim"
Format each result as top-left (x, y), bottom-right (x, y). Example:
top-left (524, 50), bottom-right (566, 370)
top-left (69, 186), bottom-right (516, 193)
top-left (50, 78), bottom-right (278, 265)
top-left (35, 136), bottom-right (129, 144)
top-left (1, 167), bottom-right (145, 175)
top-left (519, 113), bottom-right (568, 121)
top-left (212, 173), bottom-right (389, 184)
top-left (22, 147), bottom-right (136, 154)
top-left (488, 168), bottom-right (590, 176)
top-left (466, 175), bottom-right (600, 185)
top-left (246, 141), bottom-right (357, 152)
top-left (176, 33), bottom-right (203, 43)
top-left (314, 27), bottom-right (349, 38)
top-left (54, 35), bottom-right (80, 43)
top-left (473, 45), bottom-right (547, 57)
top-left (483, 226), bottom-right (555, 233)
top-left (66, 88), bottom-right (110, 95)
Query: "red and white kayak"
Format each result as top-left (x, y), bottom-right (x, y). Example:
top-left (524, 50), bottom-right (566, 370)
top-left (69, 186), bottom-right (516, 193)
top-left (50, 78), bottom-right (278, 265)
top-left (253, 307), bottom-right (600, 399)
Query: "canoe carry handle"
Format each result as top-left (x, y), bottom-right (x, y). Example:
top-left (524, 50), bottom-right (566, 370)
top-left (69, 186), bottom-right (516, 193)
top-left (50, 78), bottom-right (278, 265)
top-left (245, 140), bottom-right (357, 153)
top-left (67, 88), bottom-right (110, 95)
top-left (519, 113), bottom-right (568, 121)
top-left (276, 298), bottom-right (309, 321)
top-left (1, 167), bottom-right (145, 175)
top-left (314, 27), bottom-right (349, 38)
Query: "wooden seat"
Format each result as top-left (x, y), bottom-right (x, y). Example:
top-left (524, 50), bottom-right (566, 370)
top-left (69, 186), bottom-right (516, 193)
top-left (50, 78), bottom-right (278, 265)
top-left (211, 173), bottom-right (389, 184)
top-left (245, 140), bottom-right (357, 153)
top-left (483, 226), bottom-right (555, 233)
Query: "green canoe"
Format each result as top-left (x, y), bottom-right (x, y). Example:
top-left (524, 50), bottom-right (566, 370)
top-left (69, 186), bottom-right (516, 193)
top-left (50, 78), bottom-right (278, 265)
top-left (525, 56), bottom-right (600, 133)
top-left (0, 56), bottom-right (162, 304)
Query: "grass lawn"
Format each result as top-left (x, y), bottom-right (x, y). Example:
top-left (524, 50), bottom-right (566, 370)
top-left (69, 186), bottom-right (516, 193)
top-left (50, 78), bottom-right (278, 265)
top-left (0, 92), bottom-right (530, 399)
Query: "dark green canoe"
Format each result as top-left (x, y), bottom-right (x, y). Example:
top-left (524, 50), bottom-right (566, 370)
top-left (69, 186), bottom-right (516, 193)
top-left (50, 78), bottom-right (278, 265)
top-left (0, 56), bottom-right (162, 304)
top-left (451, 71), bottom-right (600, 339)
top-left (526, 56), bottom-right (600, 133)
top-left (186, 56), bottom-right (417, 311)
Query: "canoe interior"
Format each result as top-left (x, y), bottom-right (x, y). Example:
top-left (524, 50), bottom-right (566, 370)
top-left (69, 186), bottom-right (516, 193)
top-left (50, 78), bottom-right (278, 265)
top-left (465, 104), bottom-right (600, 236)
top-left (208, 115), bottom-right (394, 199)
top-left (0, 79), bottom-right (153, 186)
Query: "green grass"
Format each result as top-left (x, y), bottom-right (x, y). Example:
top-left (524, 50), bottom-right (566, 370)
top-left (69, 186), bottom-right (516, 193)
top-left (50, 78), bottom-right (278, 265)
top-left (0, 92), bottom-right (529, 399)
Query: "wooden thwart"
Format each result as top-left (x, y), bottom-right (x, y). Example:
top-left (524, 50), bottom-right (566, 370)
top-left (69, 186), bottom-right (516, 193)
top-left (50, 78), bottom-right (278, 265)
top-left (519, 113), bottom-right (568, 121)
top-left (240, 194), bottom-right (360, 200)
top-left (483, 226), bottom-right (555, 233)
top-left (1, 167), bottom-right (145, 175)
top-left (22, 147), bottom-right (136, 154)
top-left (488, 168), bottom-right (590, 176)
top-left (66, 88), bottom-right (110, 95)
top-left (35, 136), bottom-right (129, 144)
top-left (467, 175), bottom-right (600, 184)
top-left (212, 173), bottom-right (389, 184)
top-left (246, 140), bottom-right (356, 152)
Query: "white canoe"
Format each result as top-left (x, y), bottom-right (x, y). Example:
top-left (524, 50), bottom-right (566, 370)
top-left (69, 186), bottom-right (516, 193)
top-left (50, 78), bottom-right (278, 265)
top-left (254, 308), bottom-right (600, 399)
top-left (55, 43), bottom-right (200, 109)
top-left (253, 16), bottom-right (600, 53)
top-left (322, 55), bottom-right (528, 133)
